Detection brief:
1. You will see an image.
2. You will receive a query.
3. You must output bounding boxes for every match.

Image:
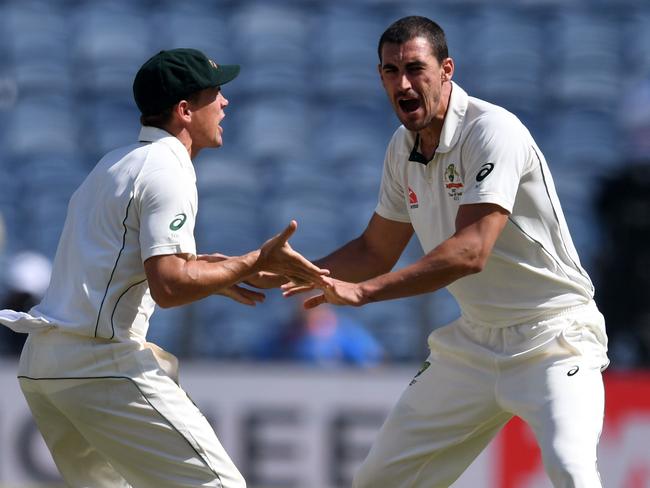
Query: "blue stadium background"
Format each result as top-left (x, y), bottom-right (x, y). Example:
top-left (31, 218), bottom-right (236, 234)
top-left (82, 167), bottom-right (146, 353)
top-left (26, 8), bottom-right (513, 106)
top-left (0, 0), bottom-right (648, 363)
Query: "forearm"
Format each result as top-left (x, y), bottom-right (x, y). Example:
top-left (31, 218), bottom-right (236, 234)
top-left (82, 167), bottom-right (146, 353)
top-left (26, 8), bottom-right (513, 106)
top-left (300, 205), bottom-right (507, 309)
top-left (154, 251), bottom-right (260, 307)
top-left (357, 237), bottom-right (481, 303)
top-left (150, 220), bottom-right (329, 307)
top-left (315, 236), bottom-right (394, 283)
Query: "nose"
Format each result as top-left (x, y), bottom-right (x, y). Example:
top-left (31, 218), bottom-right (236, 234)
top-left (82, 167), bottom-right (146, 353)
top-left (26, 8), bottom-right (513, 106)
top-left (398, 73), bottom-right (412, 91)
top-left (218, 91), bottom-right (229, 107)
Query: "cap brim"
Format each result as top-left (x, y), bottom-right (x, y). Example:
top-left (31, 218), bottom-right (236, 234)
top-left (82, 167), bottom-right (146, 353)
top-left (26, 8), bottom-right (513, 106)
top-left (213, 64), bottom-right (240, 86)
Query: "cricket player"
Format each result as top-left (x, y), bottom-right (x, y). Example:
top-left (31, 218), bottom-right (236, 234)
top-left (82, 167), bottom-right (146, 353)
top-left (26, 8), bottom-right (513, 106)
top-left (284, 16), bottom-right (609, 487)
top-left (0, 48), bottom-right (327, 487)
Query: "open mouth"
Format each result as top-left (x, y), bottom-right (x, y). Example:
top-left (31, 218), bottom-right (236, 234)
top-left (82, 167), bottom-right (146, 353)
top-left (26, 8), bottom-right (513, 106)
top-left (398, 98), bottom-right (421, 113)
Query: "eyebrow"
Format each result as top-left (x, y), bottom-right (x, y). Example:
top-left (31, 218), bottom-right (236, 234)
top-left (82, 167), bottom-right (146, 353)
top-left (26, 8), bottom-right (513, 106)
top-left (405, 60), bottom-right (426, 69)
top-left (381, 60), bottom-right (427, 70)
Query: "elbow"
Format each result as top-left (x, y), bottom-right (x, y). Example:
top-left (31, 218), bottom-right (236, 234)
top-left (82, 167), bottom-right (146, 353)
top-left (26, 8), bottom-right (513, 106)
top-left (456, 249), bottom-right (488, 276)
top-left (144, 255), bottom-right (194, 309)
top-left (154, 297), bottom-right (176, 309)
top-left (463, 260), bottom-right (485, 275)
top-left (149, 284), bottom-right (181, 309)
top-left (150, 292), bottom-right (174, 309)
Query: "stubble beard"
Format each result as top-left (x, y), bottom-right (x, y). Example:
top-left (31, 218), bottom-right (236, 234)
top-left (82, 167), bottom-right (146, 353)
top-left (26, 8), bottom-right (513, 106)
top-left (399, 112), bottom-right (435, 132)
top-left (395, 93), bottom-right (439, 133)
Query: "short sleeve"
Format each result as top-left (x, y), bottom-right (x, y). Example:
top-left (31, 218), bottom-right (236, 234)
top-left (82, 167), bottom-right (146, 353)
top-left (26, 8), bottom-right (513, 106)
top-left (375, 137), bottom-right (411, 223)
top-left (460, 113), bottom-right (532, 213)
top-left (137, 167), bottom-right (197, 261)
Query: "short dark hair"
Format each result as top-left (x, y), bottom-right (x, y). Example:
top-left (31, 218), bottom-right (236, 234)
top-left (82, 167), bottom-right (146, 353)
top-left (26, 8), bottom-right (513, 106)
top-left (140, 106), bottom-right (175, 128)
top-left (378, 16), bottom-right (449, 64)
top-left (139, 91), bottom-right (202, 129)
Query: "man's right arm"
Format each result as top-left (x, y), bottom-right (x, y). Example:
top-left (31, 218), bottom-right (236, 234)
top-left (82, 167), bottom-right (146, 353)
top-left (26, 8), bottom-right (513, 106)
top-left (145, 221), bottom-right (328, 308)
top-left (314, 212), bottom-right (414, 282)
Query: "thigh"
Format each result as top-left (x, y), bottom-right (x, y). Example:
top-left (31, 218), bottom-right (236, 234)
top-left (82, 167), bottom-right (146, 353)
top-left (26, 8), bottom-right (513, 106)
top-left (502, 352), bottom-right (605, 487)
top-left (43, 376), bottom-right (244, 488)
top-left (353, 350), bottom-right (511, 488)
top-left (20, 379), bottom-right (131, 488)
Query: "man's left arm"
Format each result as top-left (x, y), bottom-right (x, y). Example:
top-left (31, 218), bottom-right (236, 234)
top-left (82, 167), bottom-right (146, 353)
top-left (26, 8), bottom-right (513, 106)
top-left (286, 203), bottom-right (509, 309)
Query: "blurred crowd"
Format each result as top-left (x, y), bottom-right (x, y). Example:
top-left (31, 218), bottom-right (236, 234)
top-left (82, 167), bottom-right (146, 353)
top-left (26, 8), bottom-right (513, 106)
top-left (0, 0), bottom-right (649, 367)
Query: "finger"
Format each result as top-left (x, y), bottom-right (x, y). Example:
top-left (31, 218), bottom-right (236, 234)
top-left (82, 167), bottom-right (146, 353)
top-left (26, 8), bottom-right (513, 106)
top-left (281, 276), bottom-right (334, 290)
top-left (246, 272), bottom-right (289, 289)
top-left (287, 271), bottom-right (330, 287)
top-left (280, 280), bottom-right (313, 291)
top-left (283, 273), bottom-right (324, 287)
top-left (285, 276), bottom-right (308, 286)
top-left (229, 293), bottom-right (256, 306)
top-left (275, 220), bottom-right (298, 246)
top-left (286, 265), bottom-right (330, 277)
top-left (284, 257), bottom-right (330, 282)
top-left (282, 285), bottom-right (316, 297)
top-left (304, 294), bottom-right (327, 309)
top-left (279, 245), bottom-right (325, 274)
top-left (232, 285), bottom-right (266, 302)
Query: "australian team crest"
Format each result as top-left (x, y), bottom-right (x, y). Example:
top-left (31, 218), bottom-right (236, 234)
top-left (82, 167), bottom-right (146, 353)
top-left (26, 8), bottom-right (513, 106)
top-left (444, 163), bottom-right (464, 200)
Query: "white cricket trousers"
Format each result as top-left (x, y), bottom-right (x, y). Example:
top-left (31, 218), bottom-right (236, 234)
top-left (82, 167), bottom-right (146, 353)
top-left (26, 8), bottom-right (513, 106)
top-left (17, 330), bottom-right (246, 488)
top-left (353, 301), bottom-right (609, 488)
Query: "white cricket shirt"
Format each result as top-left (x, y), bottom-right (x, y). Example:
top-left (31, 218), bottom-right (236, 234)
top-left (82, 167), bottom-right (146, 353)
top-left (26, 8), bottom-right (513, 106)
top-left (376, 82), bottom-right (594, 327)
top-left (29, 126), bottom-right (198, 341)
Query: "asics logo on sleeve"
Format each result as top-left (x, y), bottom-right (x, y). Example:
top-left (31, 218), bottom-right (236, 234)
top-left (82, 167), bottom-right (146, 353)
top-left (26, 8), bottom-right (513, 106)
top-left (476, 163), bottom-right (494, 182)
top-left (169, 213), bottom-right (187, 231)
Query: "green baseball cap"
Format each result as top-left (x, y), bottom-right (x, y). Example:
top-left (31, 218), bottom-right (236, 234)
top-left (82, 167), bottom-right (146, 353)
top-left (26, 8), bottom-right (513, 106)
top-left (133, 48), bottom-right (240, 115)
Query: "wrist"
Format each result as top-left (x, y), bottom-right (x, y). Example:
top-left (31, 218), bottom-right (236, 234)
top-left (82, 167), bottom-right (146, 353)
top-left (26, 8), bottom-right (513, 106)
top-left (357, 281), bottom-right (374, 306)
top-left (247, 249), bottom-right (263, 273)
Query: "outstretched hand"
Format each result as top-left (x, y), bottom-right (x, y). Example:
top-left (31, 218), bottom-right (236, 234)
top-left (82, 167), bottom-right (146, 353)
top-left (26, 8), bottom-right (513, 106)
top-left (257, 221), bottom-right (329, 285)
top-left (282, 276), bottom-right (367, 309)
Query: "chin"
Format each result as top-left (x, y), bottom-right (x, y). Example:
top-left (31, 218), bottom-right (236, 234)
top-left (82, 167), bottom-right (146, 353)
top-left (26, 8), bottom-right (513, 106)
top-left (401, 120), bottom-right (425, 132)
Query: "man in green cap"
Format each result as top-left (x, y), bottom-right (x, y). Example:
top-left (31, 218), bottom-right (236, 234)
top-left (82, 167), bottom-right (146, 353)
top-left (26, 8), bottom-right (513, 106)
top-left (0, 48), bottom-right (328, 487)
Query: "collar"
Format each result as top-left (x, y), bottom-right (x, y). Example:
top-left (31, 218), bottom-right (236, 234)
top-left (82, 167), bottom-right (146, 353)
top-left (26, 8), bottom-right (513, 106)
top-left (408, 81), bottom-right (469, 165)
top-left (138, 126), bottom-right (194, 175)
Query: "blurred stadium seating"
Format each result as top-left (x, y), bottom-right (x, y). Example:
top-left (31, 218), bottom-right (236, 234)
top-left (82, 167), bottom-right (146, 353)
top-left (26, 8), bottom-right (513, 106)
top-left (0, 0), bottom-right (648, 364)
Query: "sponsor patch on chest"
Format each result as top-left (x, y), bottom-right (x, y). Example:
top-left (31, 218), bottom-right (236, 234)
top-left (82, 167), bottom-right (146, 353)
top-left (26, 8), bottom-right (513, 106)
top-left (444, 163), bottom-right (464, 200)
top-left (408, 186), bottom-right (419, 209)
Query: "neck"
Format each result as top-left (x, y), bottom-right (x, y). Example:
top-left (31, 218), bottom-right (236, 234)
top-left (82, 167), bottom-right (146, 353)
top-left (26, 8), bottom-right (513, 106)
top-left (164, 124), bottom-right (196, 159)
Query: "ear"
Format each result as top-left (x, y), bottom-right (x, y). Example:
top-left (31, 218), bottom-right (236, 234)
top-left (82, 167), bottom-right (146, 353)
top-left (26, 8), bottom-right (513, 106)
top-left (377, 63), bottom-right (386, 86)
top-left (441, 57), bottom-right (455, 82)
top-left (175, 100), bottom-right (192, 122)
